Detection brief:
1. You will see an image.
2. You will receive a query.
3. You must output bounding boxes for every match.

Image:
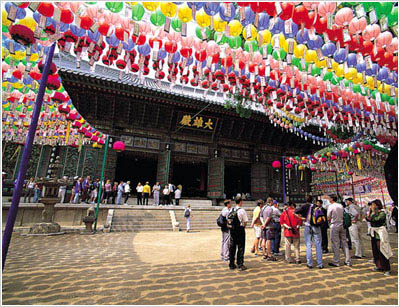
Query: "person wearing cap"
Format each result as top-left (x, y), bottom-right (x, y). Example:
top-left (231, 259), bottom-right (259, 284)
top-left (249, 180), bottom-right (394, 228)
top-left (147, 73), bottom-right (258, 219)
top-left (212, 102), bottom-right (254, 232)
top-left (345, 197), bottom-right (365, 259)
top-left (295, 196), bottom-right (324, 269)
top-left (221, 199), bottom-right (232, 261)
top-left (229, 196), bottom-right (248, 271)
top-left (324, 194), bottom-right (351, 267)
top-left (271, 200), bottom-right (283, 256)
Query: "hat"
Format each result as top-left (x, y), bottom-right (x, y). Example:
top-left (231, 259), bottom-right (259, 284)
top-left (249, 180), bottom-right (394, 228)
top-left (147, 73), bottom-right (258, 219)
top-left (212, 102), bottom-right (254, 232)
top-left (273, 200), bottom-right (277, 204)
top-left (74, 176), bottom-right (79, 180)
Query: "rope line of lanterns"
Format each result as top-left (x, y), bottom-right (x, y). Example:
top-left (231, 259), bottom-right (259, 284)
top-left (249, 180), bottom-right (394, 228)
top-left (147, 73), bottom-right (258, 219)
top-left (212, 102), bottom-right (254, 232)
top-left (2, 2), bottom-right (398, 151)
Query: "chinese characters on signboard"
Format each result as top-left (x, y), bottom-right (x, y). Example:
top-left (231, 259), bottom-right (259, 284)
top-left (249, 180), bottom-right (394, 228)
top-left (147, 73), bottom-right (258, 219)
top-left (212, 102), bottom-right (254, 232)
top-left (178, 113), bottom-right (216, 131)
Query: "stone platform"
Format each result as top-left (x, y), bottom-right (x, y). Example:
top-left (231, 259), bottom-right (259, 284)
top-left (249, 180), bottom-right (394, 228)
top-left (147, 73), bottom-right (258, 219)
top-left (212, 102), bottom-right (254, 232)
top-left (2, 229), bottom-right (398, 305)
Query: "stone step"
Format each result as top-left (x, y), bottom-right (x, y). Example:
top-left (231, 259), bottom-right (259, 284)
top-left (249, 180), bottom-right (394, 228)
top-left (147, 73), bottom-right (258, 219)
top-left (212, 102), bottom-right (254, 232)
top-left (112, 226), bottom-right (172, 232)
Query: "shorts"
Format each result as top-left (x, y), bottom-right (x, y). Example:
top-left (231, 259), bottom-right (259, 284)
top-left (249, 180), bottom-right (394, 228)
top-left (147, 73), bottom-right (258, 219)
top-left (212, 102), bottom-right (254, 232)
top-left (253, 225), bottom-right (261, 238)
top-left (262, 228), bottom-right (275, 240)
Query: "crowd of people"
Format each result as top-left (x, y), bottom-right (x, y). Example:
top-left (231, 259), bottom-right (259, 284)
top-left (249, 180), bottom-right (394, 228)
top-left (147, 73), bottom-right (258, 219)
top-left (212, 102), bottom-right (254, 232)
top-left (218, 194), bottom-right (396, 276)
top-left (19, 176), bottom-right (184, 206)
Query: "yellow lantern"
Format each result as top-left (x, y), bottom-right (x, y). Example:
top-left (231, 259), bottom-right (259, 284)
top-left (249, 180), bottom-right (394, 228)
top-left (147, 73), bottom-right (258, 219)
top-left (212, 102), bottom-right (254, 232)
top-left (305, 50), bottom-right (317, 63)
top-left (352, 72), bottom-right (363, 84)
top-left (2, 10), bottom-right (11, 26)
top-left (336, 64), bottom-right (344, 77)
top-left (213, 15), bottom-right (226, 33)
top-left (330, 60), bottom-right (339, 72)
top-left (177, 4), bottom-right (192, 23)
top-left (345, 67), bottom-right (357, 80)
top-left (228, 19), bottom-right (242, 36)
top-left (315, 59), bottom-right (326, 68)
top-left (243, 24), bottom-right (257, 41)
top-left (281, 38), bottom-right (296, 53)
top-left (160, 2), bottom-right (177, 18)
top-left (143, 2), bottom-right (159, 12)
top-left (29, 53), bottom-right (39, 62)
top-left (196, 10), bottom-right (211, 28)
top-left (18, 17), bottom-right (37, 31)
top-left (256, 29), bottom-right (271, 45)
top-left (294, 44), bottom-right (307, 58)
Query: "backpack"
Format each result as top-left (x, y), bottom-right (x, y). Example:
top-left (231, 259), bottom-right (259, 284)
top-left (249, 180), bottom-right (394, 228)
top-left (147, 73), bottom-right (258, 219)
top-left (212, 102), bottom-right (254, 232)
top-left (217, 214), bottom-right (227, 228)
top-left (310, 207), bottom-right (326, 226)
top-left (227, 208), bottom-right (242, 231)
top-left (184, 209), bottom-right (190, 218)
top-left (343, 211), bottom-right (352, 228)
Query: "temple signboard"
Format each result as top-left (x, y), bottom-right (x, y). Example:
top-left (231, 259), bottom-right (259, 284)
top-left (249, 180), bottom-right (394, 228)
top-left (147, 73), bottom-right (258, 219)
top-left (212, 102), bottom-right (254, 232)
top-left (177, 112), bottom-right (217, 132)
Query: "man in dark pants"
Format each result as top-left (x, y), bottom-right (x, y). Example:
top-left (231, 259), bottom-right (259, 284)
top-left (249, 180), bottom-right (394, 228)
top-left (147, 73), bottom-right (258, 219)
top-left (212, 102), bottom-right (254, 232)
top-left (318, 200), bottom-right (329, 253)
top-left (228, 196), bottom-right (249, 271)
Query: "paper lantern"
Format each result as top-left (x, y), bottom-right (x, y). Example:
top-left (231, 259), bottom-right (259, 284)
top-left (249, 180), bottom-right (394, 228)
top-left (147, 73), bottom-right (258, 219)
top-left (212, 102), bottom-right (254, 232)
top-left (113, 140), bottom-right (125, 152)
top-left (272, 161), bottom-right (281, 168)
top-left (9, 24), bottom-right (35, 46)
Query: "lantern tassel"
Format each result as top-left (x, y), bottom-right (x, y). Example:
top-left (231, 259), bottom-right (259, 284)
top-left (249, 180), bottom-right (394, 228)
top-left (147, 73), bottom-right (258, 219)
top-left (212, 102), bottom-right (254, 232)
top-left (301, 170), bottom-right (304, 181)
top-left (78, 134), bottom-right (83, 152)
top-left (345, 160), bottom-right (349, 172)
top-left (369, 152), bottom-right (372, 166)
top-left (65, 121), bottom-right (71, 145)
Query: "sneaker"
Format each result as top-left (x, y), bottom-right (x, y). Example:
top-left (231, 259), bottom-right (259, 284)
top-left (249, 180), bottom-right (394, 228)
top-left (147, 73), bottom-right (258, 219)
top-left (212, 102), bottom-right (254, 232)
top-left (265, 256), bottom-right (277, 261)
top-left (238, 265), bottom-right (247, 271)
top-left (318, 265), bottom-right (324, 269)
top-left (384, 271), bottom-right (391, 276)
top-left (273, 252), bottom-right (283, 256)
top-left (322, 250), bottom-right (329, 254)
top-left (372, 267), bottom-right (380, 272)
top-left (328, 262), bottom-right (340, 267)
top-left (229, 264), bottom-right (237, 270)
top-left (307, 265), bottom-right (313, 269)
top-left (352, 256), bottom-right (362, 259)
top-left (369, 259), bottom-right (375, 263)
top-left (285, 260), bottom-right (294, 264)
top-left (296, 260), bottom-right (302, 264)
top-left (345, 262), bottom-right (352, 267)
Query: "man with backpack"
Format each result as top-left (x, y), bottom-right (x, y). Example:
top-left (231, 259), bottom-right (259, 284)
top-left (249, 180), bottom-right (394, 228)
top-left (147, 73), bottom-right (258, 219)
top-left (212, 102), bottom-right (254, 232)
top-left (317, 200), bottom-right (330, 254)
top-left (345, 198), bottom-right (365, 259)
top-left (227, 196), bottom-right (248, 271)
top-left (218, 200), bottom-right (232, 262)
top-left (295, 196), bottom-right (324, 269)
top-left (184, 205), bottom-right (192, 232)
top-left (324, 194), bottom-right (352, 267)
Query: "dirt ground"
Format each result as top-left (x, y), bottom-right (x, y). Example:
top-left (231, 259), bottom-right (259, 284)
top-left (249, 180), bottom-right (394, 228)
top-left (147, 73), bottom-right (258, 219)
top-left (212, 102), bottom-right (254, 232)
top-left (2, 229), bottom-right (398, 305)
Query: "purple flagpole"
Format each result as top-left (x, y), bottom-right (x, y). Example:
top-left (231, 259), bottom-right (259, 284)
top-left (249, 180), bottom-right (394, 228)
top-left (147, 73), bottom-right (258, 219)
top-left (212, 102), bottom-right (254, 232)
top-left (282, 156), bottom-right (286, 203)
top-left (2, 43), bottom-right (56, 271)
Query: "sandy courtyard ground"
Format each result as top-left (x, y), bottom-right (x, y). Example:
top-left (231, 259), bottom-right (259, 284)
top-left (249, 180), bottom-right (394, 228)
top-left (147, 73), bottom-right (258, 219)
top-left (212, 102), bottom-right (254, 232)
top-left (2, 229), bottom-right (398, 305)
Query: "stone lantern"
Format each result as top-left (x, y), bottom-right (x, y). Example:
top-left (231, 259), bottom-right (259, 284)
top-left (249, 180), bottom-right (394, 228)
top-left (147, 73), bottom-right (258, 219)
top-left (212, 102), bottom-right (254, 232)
top-left (28, 156), bottom-right (67, 235)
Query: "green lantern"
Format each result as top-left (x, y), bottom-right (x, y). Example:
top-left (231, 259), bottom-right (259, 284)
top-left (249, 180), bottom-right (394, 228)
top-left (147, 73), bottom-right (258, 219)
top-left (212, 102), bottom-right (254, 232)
top-left (311, 65), bottom-right (321, 76)
top-left (388, 97), bottom-right (395, 105)
top-left (131, 3), bottom-right (145, 21)
top-left (171, 18), bottom-right (182, 32)
top-left (352, 84), bottom-right (361, 93)
top-left (244, 40), bottom-right (258, 53)
top-left (2, 24), bottom-right (9, 33)
top-left (228, 36), bottom-right (242, 49)
top-left (214, 33), bottom-right (228, 45)
top-left (272, 48), bottom-right (287, 61)
top-left (388, 7), bottom-right (398, 27)
top-left (150, 10), bottom-right (166, 27)
top-left (323, 71), bottom-right (333, 81)
top-left (105, 2), bottom-right (124, 13)
top-left (361, 2), bottom-right (374, 12)
top-left (375, 2), bottom-right (392, 19)
top-left (291, 56), bottom-right (300, 67)
top-left (195, 26), bottom-right (211, 40)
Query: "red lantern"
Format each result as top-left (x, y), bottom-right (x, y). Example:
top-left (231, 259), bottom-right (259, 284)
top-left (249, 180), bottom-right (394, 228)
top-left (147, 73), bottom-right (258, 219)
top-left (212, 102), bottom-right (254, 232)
top-left (113, 141), bottom-right (125, 152)
top-left (46, 75), bottom-right (61, 90)
top-left (60, 9), bottom-right (74, 24)
top-left (38, 3), bottom-right (55, 18)
top-left (272, 161), bottom-right (281, 168)
top-left (52, 92), bottom-right (68, 104)
top-left (9, 24), bottom-right (35, 46)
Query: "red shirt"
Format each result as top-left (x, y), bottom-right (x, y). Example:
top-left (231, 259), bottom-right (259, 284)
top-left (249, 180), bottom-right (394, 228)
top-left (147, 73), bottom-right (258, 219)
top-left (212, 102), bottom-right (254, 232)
top-left (280, 207), bottom-right (302, 238)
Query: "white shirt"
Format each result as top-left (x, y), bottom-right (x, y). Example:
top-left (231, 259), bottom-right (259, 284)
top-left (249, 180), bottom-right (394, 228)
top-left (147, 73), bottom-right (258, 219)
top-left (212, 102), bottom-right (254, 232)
top-left (124, 184), bottom-right (130, 193)
top-left (174, 189), bottom-right (181, 199)
top-left (327, 202), bottom-right (344, 226)
top-left (168, 184), bottom-right (174, 193)
top-left (221, 207), bottom-right (230, 218)
top-left (163, 188), bottom-right (169, 195)
top-left (136, 185), bottom-right (143, 193)
top-left (236, 206), bottom-right (249, 226)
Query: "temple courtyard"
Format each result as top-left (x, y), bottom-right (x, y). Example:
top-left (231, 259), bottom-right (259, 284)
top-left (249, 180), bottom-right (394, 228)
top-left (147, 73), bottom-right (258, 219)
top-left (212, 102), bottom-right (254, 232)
top-left (2, 229), bottom-right (398, 305)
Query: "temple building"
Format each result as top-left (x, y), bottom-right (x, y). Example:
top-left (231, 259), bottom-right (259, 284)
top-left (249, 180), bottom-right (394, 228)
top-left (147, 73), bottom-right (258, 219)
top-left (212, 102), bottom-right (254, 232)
top-left (3, 54), bottom-right (323, 203)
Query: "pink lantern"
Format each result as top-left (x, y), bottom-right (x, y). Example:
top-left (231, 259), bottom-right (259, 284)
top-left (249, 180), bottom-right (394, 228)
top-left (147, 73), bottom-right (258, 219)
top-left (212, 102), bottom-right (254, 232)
top-left (387, 37), bottom-right (398, 54)
top-left (349, 17), bottom-right (367, 35)
top-left (272, 161), bottom-right (282, 169)
top-left (334, 7), bottom-right (353, 27)
top-left (375, 32), bottom-right (393, 49)
top-left (362, 24), bottom-right (381, 41)
top-left (113, 140), bottom-right (125, 152)
top-left (317, 2), bottom-right (336, 17)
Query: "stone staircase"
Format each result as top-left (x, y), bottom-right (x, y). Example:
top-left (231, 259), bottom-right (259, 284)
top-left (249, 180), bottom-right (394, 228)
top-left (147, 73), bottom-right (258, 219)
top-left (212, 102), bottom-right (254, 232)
top-left (111, 209), bottom-right (172, 232)
top-left (175, 208), bottom-right (254, 231)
